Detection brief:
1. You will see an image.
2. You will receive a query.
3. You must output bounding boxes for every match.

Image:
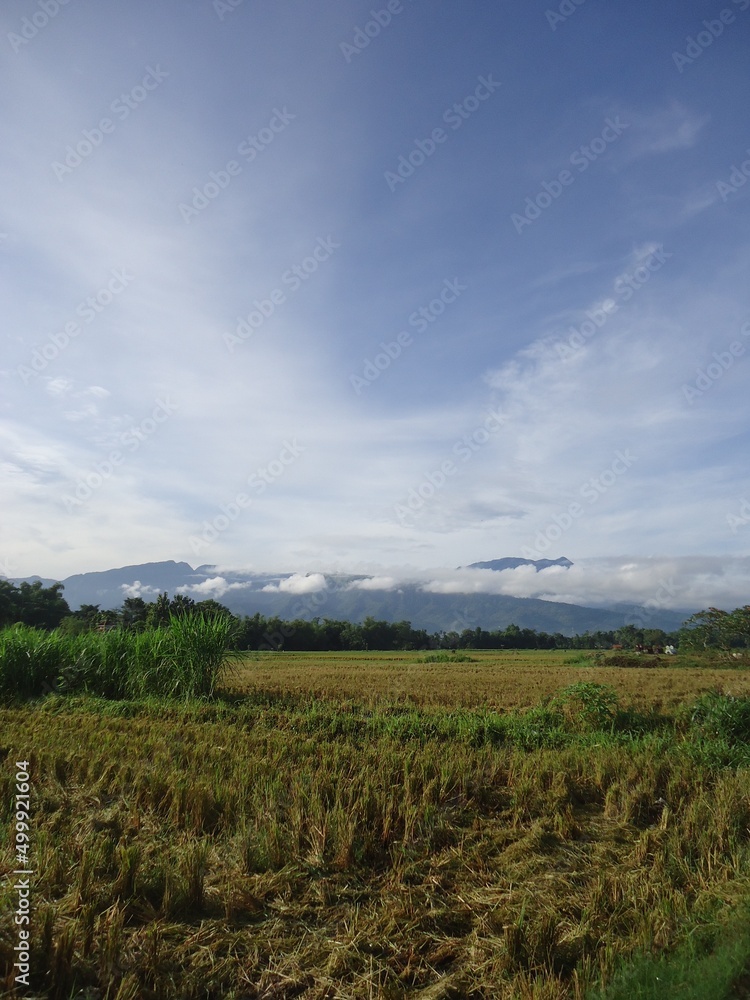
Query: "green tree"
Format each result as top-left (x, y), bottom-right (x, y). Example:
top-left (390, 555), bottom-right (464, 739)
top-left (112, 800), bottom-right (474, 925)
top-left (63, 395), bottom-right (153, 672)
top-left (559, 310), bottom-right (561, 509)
top-left (169, 593), bottom-right (196, 618)
top-left (0, 579), bottom-right (20, 627)
top-left (195, 599), bottom-right (233, 620)
top-left (75, 604), bottom-right (103, 628)
top-left (121, 597), bottom-right (148, 630)
top-left (682, 607), bottom-right (734, 652)
top-left (614, 624), bottom-right (643, 649)
top-left (146, 592), bottom-right (172, 629)
top-left (681, 606), bottom-right (750, 655)
top-left (16, 581), bottom-right (70, 629)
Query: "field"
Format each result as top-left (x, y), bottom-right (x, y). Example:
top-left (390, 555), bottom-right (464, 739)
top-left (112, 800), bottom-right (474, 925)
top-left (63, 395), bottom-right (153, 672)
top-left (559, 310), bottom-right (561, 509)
top-left (3, 649), bottom-right (750, 999)
top-left (227, 648), bottom-right (750, 711)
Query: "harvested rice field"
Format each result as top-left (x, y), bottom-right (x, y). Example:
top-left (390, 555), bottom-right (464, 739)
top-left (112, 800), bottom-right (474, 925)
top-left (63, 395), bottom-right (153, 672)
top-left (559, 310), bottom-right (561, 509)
top-left (3, 650), bottom-right (750, 998)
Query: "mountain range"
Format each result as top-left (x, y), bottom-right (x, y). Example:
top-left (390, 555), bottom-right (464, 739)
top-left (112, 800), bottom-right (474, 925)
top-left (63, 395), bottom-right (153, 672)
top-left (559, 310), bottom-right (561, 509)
top-left (10, 558), bottom-right (692, 635)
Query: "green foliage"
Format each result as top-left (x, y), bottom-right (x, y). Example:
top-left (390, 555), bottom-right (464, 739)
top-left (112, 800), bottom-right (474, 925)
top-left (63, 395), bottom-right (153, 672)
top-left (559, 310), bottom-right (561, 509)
top-left (0, 624), bottom-right (63, 697)
top-left (682, 605), bottom-right (750, 654)
top-left (0, 579), bottom-right (70, 629)
top-left (683, 691), bottom-right (750, 744)
top-left (157, 612), bottom-right (238, 698)
top-left (564, 651), bottom-right (600, 666)
top-left (420, 651), bottom-right (477, 663)
top-left (551, 681), bottom-right (620, 732)
top-left (587, 905), bottom-right (750, 1000)
top-left (0, 613), bottom-right (237, 701)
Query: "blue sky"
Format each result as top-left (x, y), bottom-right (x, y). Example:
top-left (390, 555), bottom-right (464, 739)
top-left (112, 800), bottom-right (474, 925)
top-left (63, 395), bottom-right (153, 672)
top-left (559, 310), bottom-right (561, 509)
top-left (2, 0), bottom-right (750, 609)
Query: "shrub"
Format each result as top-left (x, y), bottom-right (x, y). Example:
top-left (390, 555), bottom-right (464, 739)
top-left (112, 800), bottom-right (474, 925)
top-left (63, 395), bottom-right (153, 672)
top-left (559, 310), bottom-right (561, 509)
top-left (551, 682), bottom-right (620, 733)
top-left (683, 691), bottom-right (750, 745)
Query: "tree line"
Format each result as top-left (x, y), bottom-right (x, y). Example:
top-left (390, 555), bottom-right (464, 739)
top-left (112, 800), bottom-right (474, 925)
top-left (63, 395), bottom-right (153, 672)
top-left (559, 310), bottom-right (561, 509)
top-left (0, 579), bottom-right (695, 650)
top-left (2, 579), bottom-right (748, 652)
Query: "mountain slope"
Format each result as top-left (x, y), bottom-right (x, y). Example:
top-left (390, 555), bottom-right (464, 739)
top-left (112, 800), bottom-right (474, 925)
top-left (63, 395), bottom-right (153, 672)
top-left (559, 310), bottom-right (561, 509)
top-left (466, 557), bottom-right (574, 572)
top-left (8, 561), bottom-right (690, 635)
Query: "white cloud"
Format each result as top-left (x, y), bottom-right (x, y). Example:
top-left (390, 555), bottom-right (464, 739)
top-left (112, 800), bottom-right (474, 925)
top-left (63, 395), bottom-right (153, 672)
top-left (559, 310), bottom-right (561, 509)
top-left (347, 576), bottom-right (399, 591)
top-left (176, 577), bottom-right (252, 599)
top-left (120, 581), bottom-right (160, 599)
top-left (1, 12), bottom-right (747, 592)
top-left (342, 557), bottom-right (750, 612)
top-left (262, 573), bottom-right (328, 594)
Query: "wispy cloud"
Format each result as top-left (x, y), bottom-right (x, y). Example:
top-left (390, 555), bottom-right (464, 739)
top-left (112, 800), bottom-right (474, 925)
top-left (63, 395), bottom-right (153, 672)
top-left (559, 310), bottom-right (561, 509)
top-left (1, 4), bottom-right (748, 607)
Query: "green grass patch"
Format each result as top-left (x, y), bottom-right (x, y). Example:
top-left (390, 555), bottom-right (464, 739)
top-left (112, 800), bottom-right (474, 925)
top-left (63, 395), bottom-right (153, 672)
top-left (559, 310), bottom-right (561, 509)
top-left (420, 650), bottom-right (477, 663)
top-left (588, 905), bottom-right (750, 999)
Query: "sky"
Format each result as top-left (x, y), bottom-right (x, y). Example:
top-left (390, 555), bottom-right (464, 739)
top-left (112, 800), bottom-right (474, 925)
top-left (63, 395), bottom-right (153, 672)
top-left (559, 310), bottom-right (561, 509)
top-left (2, 0), bottom-right (750, 610)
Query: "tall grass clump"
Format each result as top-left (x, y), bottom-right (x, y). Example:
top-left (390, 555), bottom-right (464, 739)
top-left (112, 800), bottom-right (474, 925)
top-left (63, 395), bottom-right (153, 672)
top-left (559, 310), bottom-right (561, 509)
top-left (0, 613), bottom-right (237, 701)
top-left (111, 613), bottom-right (237, 699)
top-left (0, 624), bottom-right (62, 697)
top-left (149, 613), bottom-right (237, 699)
top-left (551, 681), bottom-right (620, 733)
top-left (58, 629), bottom-right (135, 699)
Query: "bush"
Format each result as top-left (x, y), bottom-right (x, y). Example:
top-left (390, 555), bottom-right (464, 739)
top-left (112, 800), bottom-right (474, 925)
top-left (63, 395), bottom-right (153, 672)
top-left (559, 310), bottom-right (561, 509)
top-left (683, 691), bottom-right (750, 745)
top-left (551, 682), bottom-right (620, 733)
top-left (606, 653), bottom-right (660, 668)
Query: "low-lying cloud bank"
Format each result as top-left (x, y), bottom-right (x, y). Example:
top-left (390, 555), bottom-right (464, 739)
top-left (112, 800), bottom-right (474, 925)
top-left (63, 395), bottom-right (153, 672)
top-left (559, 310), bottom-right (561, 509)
top-left (132, 557), bottom-right (750, 615)
top-left (350, 556), bottom-right (750, 612)
top-left (261, 573), bottom-right (328, 595)
top-left (175, 577), bottom-right (252, 599)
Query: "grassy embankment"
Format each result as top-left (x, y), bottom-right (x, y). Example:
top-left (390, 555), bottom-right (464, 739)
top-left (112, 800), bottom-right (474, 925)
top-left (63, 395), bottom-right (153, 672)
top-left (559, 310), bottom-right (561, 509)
top-left (2, 641), bottom-right (750, 997)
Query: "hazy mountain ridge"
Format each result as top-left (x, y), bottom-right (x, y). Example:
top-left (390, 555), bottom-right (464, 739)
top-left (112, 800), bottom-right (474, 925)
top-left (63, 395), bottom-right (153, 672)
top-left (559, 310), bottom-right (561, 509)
top-left (7, 560), bottom-right (692, 635)
top-left (466, 557), bottom-right (574, 572)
